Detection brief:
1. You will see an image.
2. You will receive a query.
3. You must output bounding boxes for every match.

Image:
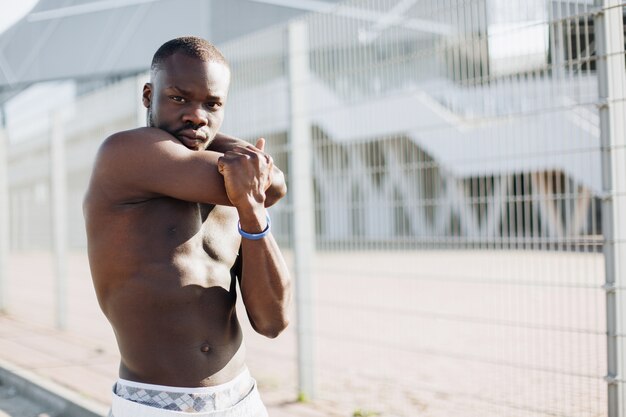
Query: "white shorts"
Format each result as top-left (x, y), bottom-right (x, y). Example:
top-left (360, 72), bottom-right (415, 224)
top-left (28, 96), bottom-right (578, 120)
top-left (108, 369), bottom-right (268, 417)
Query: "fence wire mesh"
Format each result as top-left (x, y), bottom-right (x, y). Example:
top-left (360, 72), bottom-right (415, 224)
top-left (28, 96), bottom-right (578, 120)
top-left (219, 0), bottom-right (625, 415)
top-left (1, 0), bottom-right (626, 416)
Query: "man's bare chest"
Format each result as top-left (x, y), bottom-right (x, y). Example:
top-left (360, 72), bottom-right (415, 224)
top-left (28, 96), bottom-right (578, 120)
top-left (198, 204), bottom-right (241, 264)
top-left (116, 198), bottom-right (241, 267)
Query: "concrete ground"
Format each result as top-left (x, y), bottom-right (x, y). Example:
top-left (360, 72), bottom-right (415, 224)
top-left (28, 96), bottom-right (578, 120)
top-left (0, 249), bottom-right (611, 416)
top-left (0, 250), bottom-right (329, 417)
top-left (0, 314), bottom-right (329, 417)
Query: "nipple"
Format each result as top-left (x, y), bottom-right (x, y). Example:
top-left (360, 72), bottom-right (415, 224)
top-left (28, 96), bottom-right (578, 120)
top-left (200, 343), bottom-right (211, 353)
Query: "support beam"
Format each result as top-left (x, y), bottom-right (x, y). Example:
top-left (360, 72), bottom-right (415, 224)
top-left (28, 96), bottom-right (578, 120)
top-left (288, 20), bottom-right (316, 401)
top-left (50, 112), bottom-right (68, 330)
top-left (0, 127), bottom-right (9, 313)
top-left (595, 1), bottom-right (626, 416)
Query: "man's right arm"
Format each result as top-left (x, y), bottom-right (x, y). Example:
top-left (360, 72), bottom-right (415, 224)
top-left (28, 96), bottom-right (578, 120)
top-left (92, 127), bottom-right (232, 205)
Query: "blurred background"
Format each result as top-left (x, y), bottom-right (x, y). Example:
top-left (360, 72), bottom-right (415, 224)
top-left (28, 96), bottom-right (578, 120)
top-left (0, 0), bottom-right (625, 416)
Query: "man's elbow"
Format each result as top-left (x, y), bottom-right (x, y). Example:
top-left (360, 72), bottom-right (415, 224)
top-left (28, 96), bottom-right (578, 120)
top-left (265, 172), bottom-right (287, 207)
top-left (254, 317), bottom-right (290, 339)
top-left (276, 181), bottom-right (287, 200)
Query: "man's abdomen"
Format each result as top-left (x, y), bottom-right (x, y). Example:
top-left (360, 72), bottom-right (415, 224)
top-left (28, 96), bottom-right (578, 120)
top-left (105, 259), bottom-right (246, 387)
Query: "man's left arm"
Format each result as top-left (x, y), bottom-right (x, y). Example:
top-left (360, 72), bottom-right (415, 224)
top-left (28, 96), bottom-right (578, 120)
top-left (235, 215), bottom-right (292, 339)
top-left (220, 138), bottom-right (292, 338)
top-left (210, 133), bottom-right (287, 207)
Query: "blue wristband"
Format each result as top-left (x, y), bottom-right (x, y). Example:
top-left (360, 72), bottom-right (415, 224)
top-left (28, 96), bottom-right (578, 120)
top-left (238, 214), bottom-right (271, 240)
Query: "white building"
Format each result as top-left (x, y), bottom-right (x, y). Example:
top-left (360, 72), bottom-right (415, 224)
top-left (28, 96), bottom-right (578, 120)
top-left (1, 0), bottom-right (624, 250)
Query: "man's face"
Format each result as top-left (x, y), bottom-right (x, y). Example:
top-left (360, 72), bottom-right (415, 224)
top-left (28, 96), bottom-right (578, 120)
top-left (143, 53), bottom-right (230, 151)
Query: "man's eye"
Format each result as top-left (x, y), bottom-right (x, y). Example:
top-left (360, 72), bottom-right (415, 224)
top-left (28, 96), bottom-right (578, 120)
top-left (206, 102), bottom-right (222, 110)
top-left (170, 96), bottom-right (185, 103)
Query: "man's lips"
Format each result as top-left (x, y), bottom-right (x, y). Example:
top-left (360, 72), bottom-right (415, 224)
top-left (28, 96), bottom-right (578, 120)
top-left (177, 129), bottom-right (207, 141)
top-left (176, 129), bottom-right (208, 148)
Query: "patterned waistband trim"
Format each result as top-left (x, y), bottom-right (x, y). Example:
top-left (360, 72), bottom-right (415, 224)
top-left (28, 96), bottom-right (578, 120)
top-left (117, 368), bottom-right (251, 394)
top-left (114, 368), bottom-right (254, 413)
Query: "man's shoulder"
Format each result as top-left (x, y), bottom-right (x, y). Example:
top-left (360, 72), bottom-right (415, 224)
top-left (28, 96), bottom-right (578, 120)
top-left (89, 128), bottom-right (176, 195)
top-left (95, 127), bottom-right (185, 169)
top-left (101, 127), bottom-right (174, 150)
top-left (87, 128), bottom-right (174, 206)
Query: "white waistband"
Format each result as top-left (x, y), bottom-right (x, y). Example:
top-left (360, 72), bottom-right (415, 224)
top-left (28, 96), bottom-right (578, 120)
top-left (111, 378), bottom-right (268, 417)
top-left (116, 367), bottom-right (251, 395)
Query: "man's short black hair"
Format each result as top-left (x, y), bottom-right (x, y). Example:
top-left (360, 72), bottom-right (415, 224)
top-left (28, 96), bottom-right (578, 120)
top-left (151, 36), bottom-right (228, 73)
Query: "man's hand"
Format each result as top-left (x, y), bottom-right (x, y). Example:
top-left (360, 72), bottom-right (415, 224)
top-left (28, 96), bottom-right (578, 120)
top-left (217, 138), bottom-right (274, 210)
top-left (211, 134), bottom-right (286, 207)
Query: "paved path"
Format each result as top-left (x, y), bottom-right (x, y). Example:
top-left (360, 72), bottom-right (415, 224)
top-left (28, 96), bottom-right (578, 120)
top-left (0, 250), bottom-right (332, 417)
top-left (0, 249), bottom-right (610, 417)
top-left (0, 315), bottom-right (330, 417)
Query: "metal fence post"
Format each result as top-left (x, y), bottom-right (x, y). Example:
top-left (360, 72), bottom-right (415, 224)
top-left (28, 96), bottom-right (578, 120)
top-left (287, 19), bottom-right (316, 401)
top-left (50, 111), bottom-right (68, 330)
top-left (0, 126), bottom-right (8, 313)
top-left (595, 1), bottom-right (626, 416)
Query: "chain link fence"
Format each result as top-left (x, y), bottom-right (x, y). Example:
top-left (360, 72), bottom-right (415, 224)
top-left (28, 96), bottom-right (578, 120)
top-left (221, 0), bottom-right (624, 415)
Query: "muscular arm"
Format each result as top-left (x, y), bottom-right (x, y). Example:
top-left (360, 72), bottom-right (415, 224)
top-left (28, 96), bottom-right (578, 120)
top-left (220, 139), bottom-right (291, 338)
top-left (210, 133), bottom-right (287, 207)
top-left (93, 127), bottom-right (232, 205)
top-left (91, 128), bottom-right (285, 207)
top-left (236, 208), bottom-right (291, 338)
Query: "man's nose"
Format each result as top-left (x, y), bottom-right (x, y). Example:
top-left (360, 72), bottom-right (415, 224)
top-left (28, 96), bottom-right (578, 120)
top-left (182, 105), bottom-right (208, 127)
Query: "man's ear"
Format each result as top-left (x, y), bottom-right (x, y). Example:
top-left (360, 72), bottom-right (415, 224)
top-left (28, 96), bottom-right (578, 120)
top-left (142, 83), bottom-right (152, 108)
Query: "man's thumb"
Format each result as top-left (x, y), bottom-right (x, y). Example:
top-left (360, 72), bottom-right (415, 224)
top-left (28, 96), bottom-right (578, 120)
top-left (256, 137), bottom-right (265, 151)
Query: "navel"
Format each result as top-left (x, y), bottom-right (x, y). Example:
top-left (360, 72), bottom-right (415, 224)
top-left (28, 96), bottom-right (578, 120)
top-left (200, 342), bottom-right (211, 353)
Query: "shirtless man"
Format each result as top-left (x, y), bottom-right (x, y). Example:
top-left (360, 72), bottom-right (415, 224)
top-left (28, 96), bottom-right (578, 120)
top-left (83, 37), bottom-right (291, 417)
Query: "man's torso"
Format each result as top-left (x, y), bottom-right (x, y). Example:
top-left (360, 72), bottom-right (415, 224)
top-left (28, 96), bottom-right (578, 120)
top-left (84, 177), bottom-right (245, 387)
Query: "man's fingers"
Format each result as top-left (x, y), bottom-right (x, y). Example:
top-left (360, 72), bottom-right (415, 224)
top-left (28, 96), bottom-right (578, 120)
top-left (255, 137), bottom-right (265, 152)
top-left (228, 146), bottom-right (272, 165)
